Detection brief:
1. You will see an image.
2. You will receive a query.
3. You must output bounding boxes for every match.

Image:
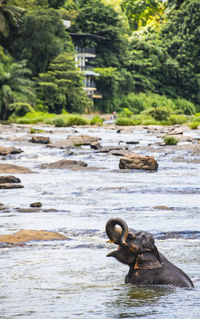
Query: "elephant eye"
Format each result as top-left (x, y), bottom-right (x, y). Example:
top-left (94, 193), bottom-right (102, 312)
top-left (127, 234), bottom-right (133, 241)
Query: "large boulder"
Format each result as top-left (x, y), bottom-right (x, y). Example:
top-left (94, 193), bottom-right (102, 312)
top-left (0, 164), bottom-right (34, 174)
top-left (0, 230), bottom-right (68, 244)
top-left (40, 159), bottom-right (88, 169)
top-left (119, 153), bottom-right (158, 171)
top-left (0, 146), bottom-right (23, 156)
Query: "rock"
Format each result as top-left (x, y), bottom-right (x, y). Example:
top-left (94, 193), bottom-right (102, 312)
top-left (30, 202), bottom-right (42, 208)
top-left (0, 183), bottom-right (24, 189)
top-left (47, 139), bottom-right (73, 149)
top-left (97, 145), bottom-right (129, 154)
top-left (40, 159), bottom-right (88, 169)
top-left (0, 146), bottom-right (23, 156)
top-left (48, 135), bottom-right (100, 149)
top-left (15, 208), bottom-right (58, 213)
top-left (67, 134), bottom-right (100, 145)
top-left (119, 153), bottom-right (158, 171)
top-left (126, 141), bottom-right (139, 145)
top-left (30, 136), bottom-right (51, 144)
top-left (109, 150), bottom-right (131, 156)
top-left (90, 141), bottom-right (101, 150)
top-left (153, 206), bottom-right (170, 210)
top-left (0, 175), bottom-right (21, 183)
top-left (169, 127), bottom-right (184, 135)
top-left (0, 229), bottom-right (68, 244)
top-left (0, 164), bottom-right (34, 174)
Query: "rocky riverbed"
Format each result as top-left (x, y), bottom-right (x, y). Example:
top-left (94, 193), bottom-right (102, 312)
top-left (0, 122), bottom-right (199, 318)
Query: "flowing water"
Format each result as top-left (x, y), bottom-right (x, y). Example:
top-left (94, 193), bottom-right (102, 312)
top-left (0, 124), bottom-right (199, 318)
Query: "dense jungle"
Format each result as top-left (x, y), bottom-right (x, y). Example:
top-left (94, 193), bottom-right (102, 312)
top-left (0, 0), bottom-right (200, 125)
top-left (0, 1), bottom-right (200, 318)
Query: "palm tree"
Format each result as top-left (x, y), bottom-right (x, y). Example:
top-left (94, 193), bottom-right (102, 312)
top-left (0, 0), bottom-right (25, 38)
top-left (0, 52), bottom-right (35, 119)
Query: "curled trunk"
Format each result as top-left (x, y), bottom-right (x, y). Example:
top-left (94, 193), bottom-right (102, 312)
top-left (105, 217), bottom-right (129, 246)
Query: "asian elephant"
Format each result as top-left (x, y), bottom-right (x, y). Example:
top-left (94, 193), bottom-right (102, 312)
top-left (105, 218), bottom-right (194, 288)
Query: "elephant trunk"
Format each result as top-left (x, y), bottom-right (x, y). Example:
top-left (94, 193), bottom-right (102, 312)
top-left (105, 217), bottom-right (129, 246)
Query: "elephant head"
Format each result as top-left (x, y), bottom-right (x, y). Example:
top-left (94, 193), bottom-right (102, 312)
top-left (105, 217), bottom-right (162, 268)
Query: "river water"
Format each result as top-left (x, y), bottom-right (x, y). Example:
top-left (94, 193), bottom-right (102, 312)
top-left (0, 124), bottom-right (199, 318)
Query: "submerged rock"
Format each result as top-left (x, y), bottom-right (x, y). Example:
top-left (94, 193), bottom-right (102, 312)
top-left (0, 183), bottom-right (24, 189)
top-left (0, 229), bottom-right (68, 244)
top-left (97, 145), bottom-right (129, 154)
top-left (0, 146), bottom-right (23, 156)
top-left (119, 153), bottom-right (158, 171)
top-left (40, 159), bottom-right (88, 169)
top-left (0, 164), bottom-right (34, 174)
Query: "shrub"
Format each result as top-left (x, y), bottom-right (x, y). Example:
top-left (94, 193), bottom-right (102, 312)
top-left (52, 117), bottom-right (66, 127)
top-left (167, 114), bottom-right (187, 125)
top-left (115, 117), bottom-right (141, 126)
top-left (189, 122), bottom-right (199, 129)
top-left (9, 102), bottom-right (34, 117)
top-left (174, 98), bottom-right (196, 115)
top-left (90, 116), bottom-right (103, 126)
top-left (64, 115), bottom-right (89, 126)
top-left (164, 136), bottom-right (179, 145)
top-left (118, 108), bottom-right (133, 118)
top-left (148, 106), bottom-right (171, 121)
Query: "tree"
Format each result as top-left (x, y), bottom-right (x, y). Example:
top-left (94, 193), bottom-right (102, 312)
top-left (37, 53), bottom-right (91, 113)
top-left (0, 46), bottom-right (35, 119)
top-left (10, 8), bottom-right (73, 75)
top-left (121, 0), bottom-right (166, 31)
top-left (71, 0), bottom-right (130, 69)
top-left (0, 0), bottom-right (25, 39)
top-left (161, 0), bottom-right (200, 103)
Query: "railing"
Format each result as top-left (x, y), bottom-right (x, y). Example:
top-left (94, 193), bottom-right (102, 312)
top-left (75, 47), bottom-right (96, 55)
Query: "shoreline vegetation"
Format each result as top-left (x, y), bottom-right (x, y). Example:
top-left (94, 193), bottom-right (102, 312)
top-left (2, 108), bottom-right (199, 129)
top-left (0, 1), bottom-right (200, 124)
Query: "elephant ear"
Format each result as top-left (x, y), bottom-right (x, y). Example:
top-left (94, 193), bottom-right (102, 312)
top-left (134, 246), bottom-right (163, 270)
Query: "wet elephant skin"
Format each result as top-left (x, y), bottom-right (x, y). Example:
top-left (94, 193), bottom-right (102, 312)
top-left (106, 221), bottom-right (194, 288)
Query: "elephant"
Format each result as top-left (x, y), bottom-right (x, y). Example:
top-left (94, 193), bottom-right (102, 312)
top-left (105, 218), bottom-right (194, 288)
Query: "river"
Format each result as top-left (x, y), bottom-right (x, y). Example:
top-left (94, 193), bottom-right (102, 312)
top-left (0, 124), bottom-right (199, 318)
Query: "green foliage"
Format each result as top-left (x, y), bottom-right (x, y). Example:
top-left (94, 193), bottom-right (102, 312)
top-left (70, 0), bottom-right (129, 69)
top-left (0, 0), bottom-right (25, 38)
top-left (148, 106), bottom-right (170, 121)
top-left (37, 53), bottom-right (91, 113)
top-left (161, 0), bottom-right (200, 104)
top-left (164, 135), bottom-right (179, 145)
top-left (90, 116), bottom-right (103, 126)
top-left (9, 102), bottom-right (34, 116)
top-left (48, 0), bottom-right (65, 9)
top-left (0, 48), bottom-right (35, 120)
top-left (174, 98), bottom-right (196, 115)
top-left (121, 0), bottom-right (166, 31)
top-left (11, 8), bottom-right (72, 75)
top-left (10, 111), bottom-right (90, 126)
top-left (167, 114), bottom-right (187, 124)
top-left (115, 116), bottom-right (141, 126)
top-left (189, 122), bottom-right (199, 130)
top-left (119, 94), bottom-right (144, 114)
